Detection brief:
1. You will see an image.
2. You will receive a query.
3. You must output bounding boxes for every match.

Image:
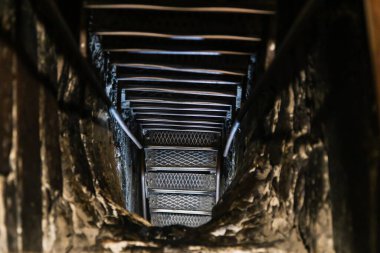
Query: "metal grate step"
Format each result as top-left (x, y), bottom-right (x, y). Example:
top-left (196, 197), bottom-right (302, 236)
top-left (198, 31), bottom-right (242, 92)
top-left (150, 212), bottom-right (211, 227)
top-left (144, 130), bottom-right (220, 147)
top-left (149, 193), bottom-right (215, 211)
top-left (145, 149), bottom-right (217, 168)
top-left (146, 172), bottom-right (216, 191)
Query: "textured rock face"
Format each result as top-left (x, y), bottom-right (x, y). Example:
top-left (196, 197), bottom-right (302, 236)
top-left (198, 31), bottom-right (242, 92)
top-left (0, 0), bottom-right (379, 252)
top-left (209, 68), bottom-right (334, 252)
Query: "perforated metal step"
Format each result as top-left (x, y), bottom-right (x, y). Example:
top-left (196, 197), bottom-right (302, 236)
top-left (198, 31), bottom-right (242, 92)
top-left (150, 213), bottom-right (212, 227)
top-left (146, 172), bottom-right (216, 191)
top-left (145, 149), bottom-right (217, 168)
top-left (149, 193), bottom-right (215, 211)
top-left (144, 130), bottom-right (220, 147)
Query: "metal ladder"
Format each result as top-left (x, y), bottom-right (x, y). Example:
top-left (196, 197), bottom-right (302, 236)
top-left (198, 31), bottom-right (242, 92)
top-left (142, 130), bottom-right (221, 227)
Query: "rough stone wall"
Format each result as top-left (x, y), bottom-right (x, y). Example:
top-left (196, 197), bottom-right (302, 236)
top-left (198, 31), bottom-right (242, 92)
top-left (214, 66), bottom-right (335, 253)
top-left (315, 1), bottom-right (380, 251)
top-left (88, 34), bottom-right (141, 213)
top-left (0, 1), bottom-right (147, 251)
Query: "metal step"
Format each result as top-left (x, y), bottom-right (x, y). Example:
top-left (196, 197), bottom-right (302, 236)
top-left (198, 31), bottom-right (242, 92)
top-left (150, 212), bottom-right (211, 227)
top-left (144, 130), bottom-right (221, 147)
top-left (100, 37), bottom-right (259, 58)
top-left (115, 63), bottom-right (245, 77)
top-left (131, 103), bottom-right (231, 112)
top-left (141, 123), bottom-right (223, 131)
top-left (149, 193), bottom-right (215, 211)
top-left (135, 110), bottom-right (227, 119)
top-left (146, 172), bottom-right (216, 191)
top-left (142, 127), bottom-right (221, 134)
top-left (89, 9), bottom-right (266, 38)
top-left (117, 75), bottom-right (240, 85)
top-left (145, 148), bottom-right (217, 167)
top-left (124, 85), bottom-right (236, 98)
top-left (109, 52), bottom-right (250, 73)
top-left (147, 167), bottom-right (216, 173)
top-left (145, 146), bottom-right (218, 151)
top-left (136, 116), bottom-right (225, 125)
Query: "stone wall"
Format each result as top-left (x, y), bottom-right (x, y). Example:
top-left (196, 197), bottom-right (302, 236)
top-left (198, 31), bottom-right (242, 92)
top-left (216, 65), bottom-right (335, 252)
top-left (0, 1), bottom-right (147, 251)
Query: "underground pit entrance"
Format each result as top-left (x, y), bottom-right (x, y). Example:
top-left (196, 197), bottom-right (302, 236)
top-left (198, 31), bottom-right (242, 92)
top-left (0, 0), bottom-right (379, 252)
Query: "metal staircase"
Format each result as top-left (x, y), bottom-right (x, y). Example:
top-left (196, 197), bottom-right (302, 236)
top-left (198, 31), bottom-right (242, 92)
top-left (142, 130), bottom-right (221, 227)
top-left (85, 0), bottom-right (275, 227)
